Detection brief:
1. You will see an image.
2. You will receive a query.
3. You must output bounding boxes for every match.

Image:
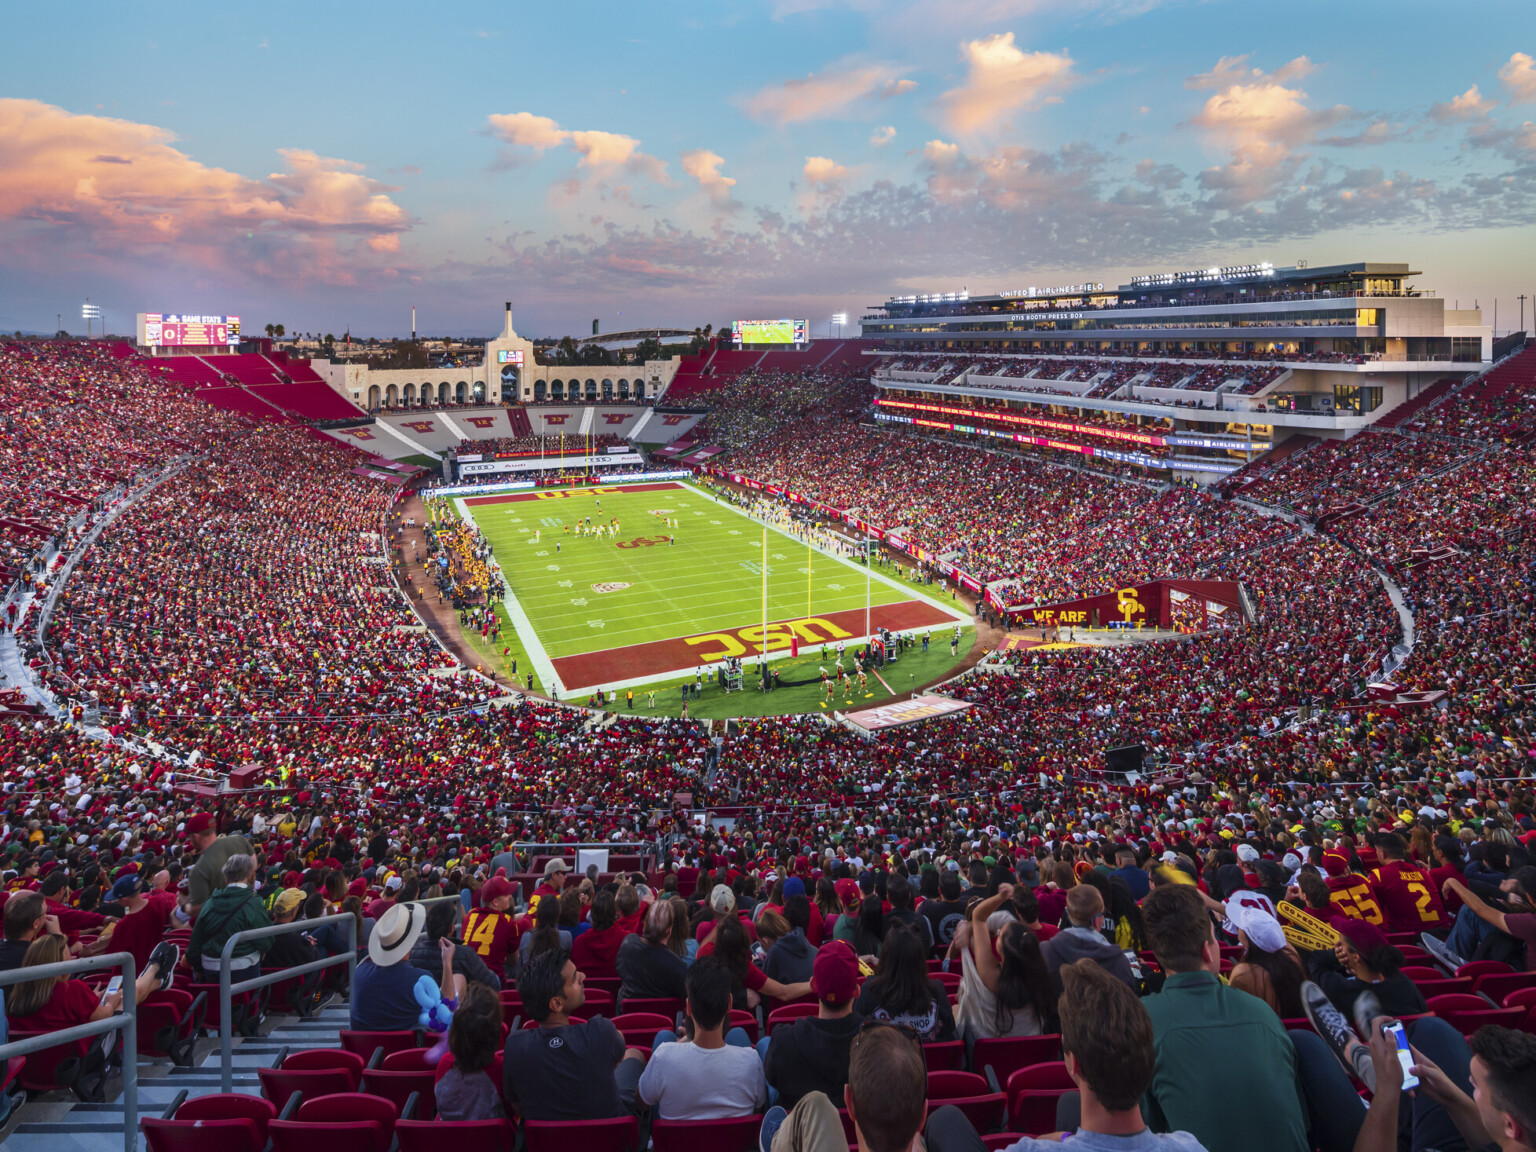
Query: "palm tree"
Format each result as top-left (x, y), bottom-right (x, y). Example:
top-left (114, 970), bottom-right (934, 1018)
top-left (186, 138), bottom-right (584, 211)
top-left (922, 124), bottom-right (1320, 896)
top-left (264, 323), bottom-right (275, 339)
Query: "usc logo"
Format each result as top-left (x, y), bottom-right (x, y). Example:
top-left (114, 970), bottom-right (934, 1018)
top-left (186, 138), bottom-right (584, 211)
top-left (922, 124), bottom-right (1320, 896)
top-left (1116, 587), bottom-right (1145, 623)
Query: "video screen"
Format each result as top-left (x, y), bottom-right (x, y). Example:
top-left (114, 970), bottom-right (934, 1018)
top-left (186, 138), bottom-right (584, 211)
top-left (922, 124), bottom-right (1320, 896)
top-left (733, 319), bottom-right (807, 344)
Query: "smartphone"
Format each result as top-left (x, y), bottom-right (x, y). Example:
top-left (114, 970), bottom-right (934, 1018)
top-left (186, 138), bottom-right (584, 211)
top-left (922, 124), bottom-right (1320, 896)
top-left (1382, 1020), bottom-right (1419, 1090)
top-left (101, 975), bottom-right (123, 1006)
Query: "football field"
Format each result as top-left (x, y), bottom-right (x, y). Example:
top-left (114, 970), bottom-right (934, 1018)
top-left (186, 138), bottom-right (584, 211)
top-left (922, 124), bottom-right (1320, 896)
top-left (456, 480), bottom-right (969, 696)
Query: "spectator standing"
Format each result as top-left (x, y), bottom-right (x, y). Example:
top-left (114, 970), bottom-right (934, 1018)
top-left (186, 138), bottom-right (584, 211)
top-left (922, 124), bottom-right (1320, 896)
top-left (183, 813), bottom-right (255, 915)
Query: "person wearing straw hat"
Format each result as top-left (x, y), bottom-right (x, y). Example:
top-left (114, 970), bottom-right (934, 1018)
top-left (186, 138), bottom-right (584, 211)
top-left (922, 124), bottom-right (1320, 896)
top-left (351, 900), bottom-right (463, 1032)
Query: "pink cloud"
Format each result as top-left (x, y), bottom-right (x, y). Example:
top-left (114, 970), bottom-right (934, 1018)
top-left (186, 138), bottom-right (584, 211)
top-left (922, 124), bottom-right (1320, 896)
top-left (0, 98), bottom-right (408, 285)
top-left (1500, 52), bottom-right (1536, 104)
top-left (937, 34), bottom-right (1074, 135)
top-left (744, 61), bottom-right (916, 124)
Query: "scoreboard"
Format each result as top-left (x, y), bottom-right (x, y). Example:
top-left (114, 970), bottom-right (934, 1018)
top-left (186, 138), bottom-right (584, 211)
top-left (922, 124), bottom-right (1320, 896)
top-left (138, 313), bottom-right (241, 348)
top-left (732, 319), bottom-right (807, 345)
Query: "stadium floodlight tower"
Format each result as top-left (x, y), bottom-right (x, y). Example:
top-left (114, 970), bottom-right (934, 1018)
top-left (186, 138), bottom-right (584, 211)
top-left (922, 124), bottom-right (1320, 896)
top-left (81, 300), bottom-right (102, 339)
top-left (832, 312), bottom-right (848, 339)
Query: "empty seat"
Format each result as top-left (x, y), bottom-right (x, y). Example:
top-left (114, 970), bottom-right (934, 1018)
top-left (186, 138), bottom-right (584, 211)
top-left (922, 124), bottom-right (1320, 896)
top-left (609, 1012), bottom-right (675, 1049)
top-left (339, 1030), bottom-right (419, 1061)
top-left (973, 1035), bottom-right (1062, 1085)
top-left (1425, 994), bottom-right (1528, 1035)
top-left (766, 1002), bottom-right (820, 1034)
top-left (616, 996), bottom-right (684, 1019)
top-left (1006, 1062), bottom-right (1076, 1135)
top-left (926, 1070), bottom-right (1006, 1131)
top-left (140, 988), bottom-right (208, 1066)
top-left (362, 1067), bottom-right (438, 1121)
top-left (395, 1118), bottom-right (516, 1152)
top-left (142, 1093), bottom-right (278, 1152)
top-left (922, 1041), bottom-right (965, 1071)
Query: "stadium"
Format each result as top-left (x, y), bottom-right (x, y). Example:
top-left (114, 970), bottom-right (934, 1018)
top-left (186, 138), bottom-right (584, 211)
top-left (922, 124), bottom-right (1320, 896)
top-left (3, 257), bottom-right (1535, 1146)
top-left (3, 12), bottom-right (1536, 1145)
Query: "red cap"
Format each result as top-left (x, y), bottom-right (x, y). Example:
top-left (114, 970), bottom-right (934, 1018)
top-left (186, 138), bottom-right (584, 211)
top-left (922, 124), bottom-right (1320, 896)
top-left (812, 940), bottom-right (859, 1005)
top-left (1337, 918), bottom-right (1389, 955)
top-left (481, 877), bottom-right (515, 906)
top-left (834, 879), bottom-right (860, 907)
top-left (1321, 853), bottom-right (1349, 878)
top-left (185, 813), bottom-right (215, 836)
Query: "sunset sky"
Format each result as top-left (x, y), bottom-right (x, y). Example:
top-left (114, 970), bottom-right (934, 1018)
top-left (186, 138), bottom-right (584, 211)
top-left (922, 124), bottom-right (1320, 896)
top-left (3, 1), bottom-right (1534, 340)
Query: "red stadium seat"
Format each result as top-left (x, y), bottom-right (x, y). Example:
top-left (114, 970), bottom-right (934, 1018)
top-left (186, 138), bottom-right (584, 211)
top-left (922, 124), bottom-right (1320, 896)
top-left (610, 1012), bottom-right (675, 1048)
top-left (973, 1035), bottom-right (1062, 1085)
top-left (523, 1117), bottom-right (640, 1152)
top-left (1006, 1063), bottom-right (1076, 1135)
top-left (1472, 971), bottom-right (1536, 1005)
top-left (616, 996), bottom-right (684, 1019)
top-left (766, 1002), bottom-right (820, 1034)
top-left (923, 1040), bottom-right (966, 1071)
top-left (1425, 994), bottom-right (1528, 1035)
top-left (650, 1115), bottom-right (764, 1152)
top-left (339, 1030), bottom-right (419, 1061)
top-left (362, 1068), bottom-right (439, 1120)
top-left (926, 1071), bottom-right (1007, 1131)
top-left (142, 1093), bottom-right (278, 1152)
top-left (1453, 961), bottom-right (1513, 980)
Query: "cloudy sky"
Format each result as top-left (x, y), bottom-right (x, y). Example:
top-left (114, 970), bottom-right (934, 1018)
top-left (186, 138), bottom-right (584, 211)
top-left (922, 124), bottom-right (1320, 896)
top-left (3, 1), bottom-right (1534, 339)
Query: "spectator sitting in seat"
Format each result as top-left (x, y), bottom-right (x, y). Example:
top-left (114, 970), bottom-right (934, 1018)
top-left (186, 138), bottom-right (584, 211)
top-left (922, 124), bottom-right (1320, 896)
top-left (952, 887), bottom-right (1056, 1040)
top-left (1140, 884), bottom-right (1308, 1152)
top-left (265, 887), bottom-right (337, 1018)
top-left (764, 939), bottom-right (865, 1111)
top-left (105, 874), bottom-right (173, 978)
top-left (570, 889), bottom-right (626, 979)
top-left (1303, 917), bottom-right (1428, 1020)
top-left (700, 911), bottom-right (813, 1010)
top-left (0, 892), bottom-right (70, 971)
top-left (517, 888), bottom-right (572, 972)
top-left (638, 957), bottom-right (768, 1119)
top-left (410, 900), bottom-right (501, 990)
top-left (187, 854), bottom-right (272, 978)
top-left (351, 901), bottom-right (462, 1032)
top-left (436, 982), bottom-right (506, 1122)
top-left (761, 1014), bottom-right (927, 1152)
top-left (854, 923), bottom-right (956, 1042)
top-left (617, 897), bottom-right (689, 1002)
top-left (926, 958), bottom-right (1211, 1150)
top-left (504, 949), bottom-right (646, 1120)
top-left (6, 931), bottom-right (178, 1031)
top-left (764, 894), bottom-right (820, 985)
top-left (1039, 883), bottom-right (1136, 997)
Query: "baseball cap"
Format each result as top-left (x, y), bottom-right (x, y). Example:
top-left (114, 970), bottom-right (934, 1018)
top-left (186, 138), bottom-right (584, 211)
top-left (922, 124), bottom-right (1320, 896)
top-left (109, 873), bottom-right (146, 900)
top-left (782, 876), bottom-right (806, 899)
top-left (273, 888), bottom-right (304, 916)
top-left (1236, 844), bottom-right (1260, 863)
top-left (1226, 901), bottom-right (1287, 953)
top-left (185, 813), bottom-right (215, 836)
top-left (710, 884), bottom-right (736, 915)
top-left (544, 859), bottom-right (571, 877)
top-left (811, 940), bottom-right (859, 1005)
top-left (481, 877), bottom-right (515, 906)
top-left (834, 878), bottom-right (860, 906)
top-left (384, 875), bottom-right (404, 893)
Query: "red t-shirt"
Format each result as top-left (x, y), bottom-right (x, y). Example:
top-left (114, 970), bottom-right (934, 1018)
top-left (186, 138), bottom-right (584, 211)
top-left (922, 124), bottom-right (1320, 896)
top-left (1325, 874), bottom-right (1386, 925)
top-left (10, 979), bottom-right (100, 1032)
top-left (1369, 861), bottom-right (1448, 932)
top-left (461, 908), bottom-right (520, 976)
top-left (111, 904), bottom-right (171, 974)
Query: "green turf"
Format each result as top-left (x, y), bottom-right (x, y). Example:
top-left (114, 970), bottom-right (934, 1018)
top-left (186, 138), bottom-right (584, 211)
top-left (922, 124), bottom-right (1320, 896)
top-left (592, 627), bottom-right (978, 719)
top-left (454, 481), bottom-right (967, 701)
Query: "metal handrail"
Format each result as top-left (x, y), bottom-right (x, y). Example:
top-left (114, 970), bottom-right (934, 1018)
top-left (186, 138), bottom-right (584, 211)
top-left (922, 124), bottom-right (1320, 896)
top-left (214, 896), bottom-right (463, 1091)
top-left (0, 951), bottom-right (140, 1152)
top-left (214, 910), bottom-right (356, 1092)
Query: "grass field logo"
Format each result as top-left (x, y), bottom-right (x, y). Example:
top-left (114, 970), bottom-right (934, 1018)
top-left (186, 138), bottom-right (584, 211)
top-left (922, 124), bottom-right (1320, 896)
top-left (592, 582), bottom-right (631, 594)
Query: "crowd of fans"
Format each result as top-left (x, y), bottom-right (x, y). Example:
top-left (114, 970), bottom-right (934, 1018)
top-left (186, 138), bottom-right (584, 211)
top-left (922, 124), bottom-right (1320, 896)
top-left (1, 338), bottom-right (1534, 1151)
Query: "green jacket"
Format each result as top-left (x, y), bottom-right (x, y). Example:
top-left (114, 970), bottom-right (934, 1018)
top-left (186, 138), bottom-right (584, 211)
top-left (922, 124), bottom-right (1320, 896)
top-left (189, 884), bottom-right (274, 968)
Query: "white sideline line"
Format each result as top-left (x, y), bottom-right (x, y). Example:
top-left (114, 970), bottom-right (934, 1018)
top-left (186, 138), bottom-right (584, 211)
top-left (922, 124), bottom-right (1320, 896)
top-left (455, 498), bottom-right (561, 694)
